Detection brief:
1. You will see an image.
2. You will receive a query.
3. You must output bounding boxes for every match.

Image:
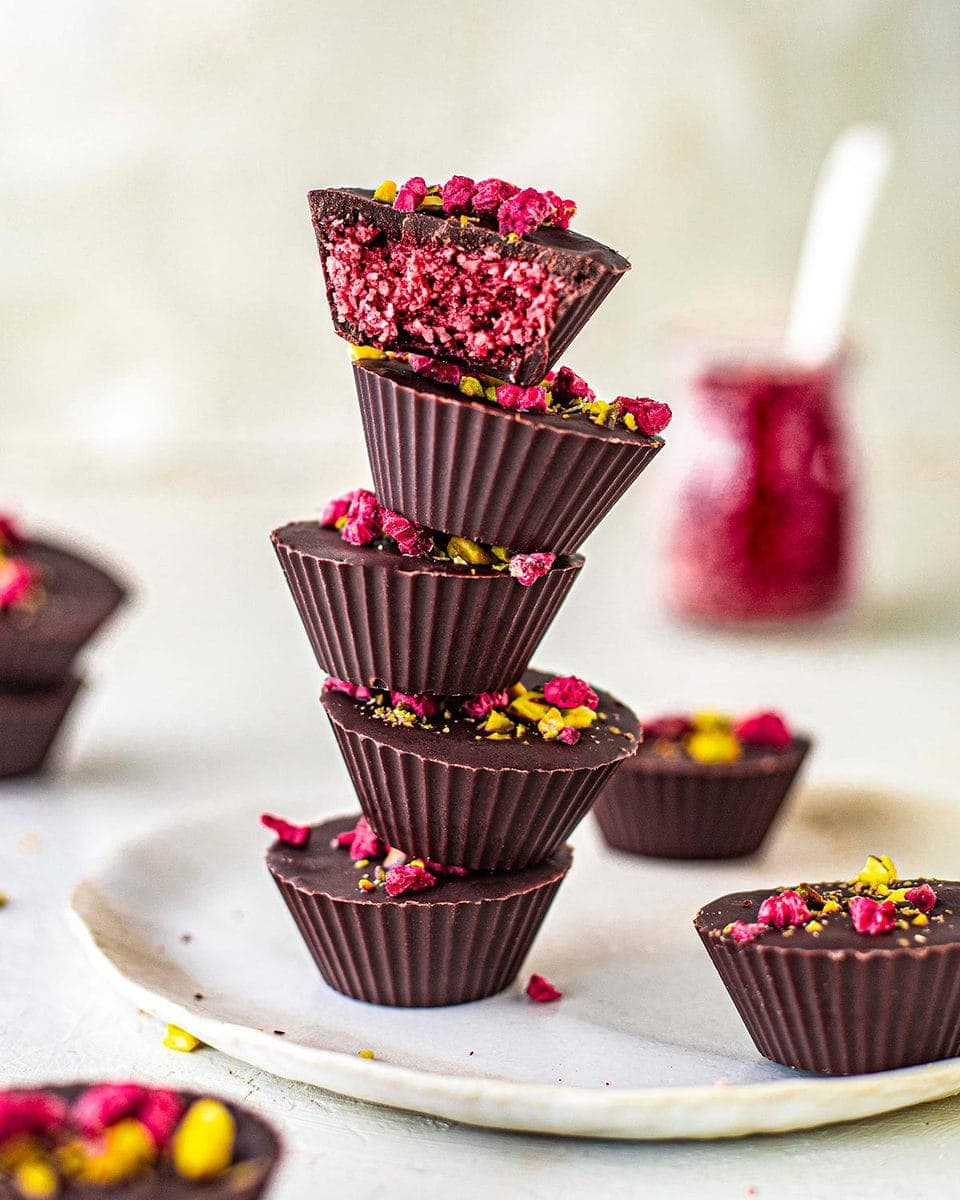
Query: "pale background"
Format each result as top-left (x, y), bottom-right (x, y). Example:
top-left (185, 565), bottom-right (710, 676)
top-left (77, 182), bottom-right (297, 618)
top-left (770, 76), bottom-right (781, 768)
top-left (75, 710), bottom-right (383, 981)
top-left (2, 4), bottom-right (960, 1198)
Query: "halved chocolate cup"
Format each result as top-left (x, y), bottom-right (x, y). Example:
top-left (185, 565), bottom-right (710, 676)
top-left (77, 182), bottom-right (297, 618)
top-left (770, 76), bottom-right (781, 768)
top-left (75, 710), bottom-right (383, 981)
top-left (272, 523), bottom-right (583, 695)
top-left (593, 738), bottom-right (810, 860)
top-left (322, 670), bottom-right (639, 872)
top-left (0, 675), bottom-right (83, 779)
top-left (267, 815), bottom-right (571, 1007)
top-left (310, 188), bottom-right (630, 385)
top-left (354, 360), bottom-right (664, 554)
top-left (695, 881), bottom-right (960, 1074)
top-left (0, 541), bottom-right (127, 689)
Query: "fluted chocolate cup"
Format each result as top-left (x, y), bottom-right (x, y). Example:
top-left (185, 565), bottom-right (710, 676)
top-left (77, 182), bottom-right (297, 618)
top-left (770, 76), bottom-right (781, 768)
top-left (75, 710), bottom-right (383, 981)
top-left (695, 880), bottom-right (960, 1074)
top-left (0, 541), bottom-right (127, 688)
top-left (593, 738), bottom-right (810, 860)
top-left (267, 815), bottom-right (572, 1007)
top-left (0, 676), bottom-right (83, 778)
top-left (310, 187), bottom-right (630, 385)
top-left (272, 523), bottom-right (583, 695)
top-left (353, 359), bottom-right (665, 554)
top-left (322, 669), bottom-right (640, 871)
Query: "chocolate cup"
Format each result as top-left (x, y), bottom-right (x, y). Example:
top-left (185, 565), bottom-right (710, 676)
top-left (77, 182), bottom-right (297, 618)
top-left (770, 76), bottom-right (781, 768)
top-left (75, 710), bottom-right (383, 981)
top-left (0, 540), bottom-right (127, 689)
top-left (310, 188), bottom-right (630, 385)
top-left (267, 816), bottom-right (572, 1008)
top-left (322, 669), bottom-right (640, 872)
top-left (695, 902), bottom-right (960, 1075)
top-left (272, 523), bottom-right (583, 695)
top-left (354, 360), bottom-right (664, 554)
top-left (0, 676), bottom-right (83, 779)
top-left (10, 1085), bottom-right (280, 1198)
top-left (593, 738), bottom-right (810, 860)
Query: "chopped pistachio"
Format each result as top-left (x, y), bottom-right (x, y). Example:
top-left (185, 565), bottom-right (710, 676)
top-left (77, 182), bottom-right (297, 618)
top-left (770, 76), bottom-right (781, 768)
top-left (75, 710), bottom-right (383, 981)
top-left (447, 536), bottom-right (495, 565)
top-left (372, 180), bottom-right (398, 204)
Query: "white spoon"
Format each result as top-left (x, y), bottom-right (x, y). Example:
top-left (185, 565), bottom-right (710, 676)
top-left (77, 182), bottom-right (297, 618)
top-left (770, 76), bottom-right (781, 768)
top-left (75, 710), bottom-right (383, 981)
top-left (784, 123), bottom-right (893, 366)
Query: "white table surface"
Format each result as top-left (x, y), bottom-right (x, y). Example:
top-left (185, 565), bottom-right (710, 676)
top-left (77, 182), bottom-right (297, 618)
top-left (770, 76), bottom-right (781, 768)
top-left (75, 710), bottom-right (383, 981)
top-left (2, 451), bottom-right (959, 1199)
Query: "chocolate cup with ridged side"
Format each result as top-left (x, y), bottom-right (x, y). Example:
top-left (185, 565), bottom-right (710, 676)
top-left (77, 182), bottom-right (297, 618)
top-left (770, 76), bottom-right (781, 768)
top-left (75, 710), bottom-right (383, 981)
top-left (321, 669), bottom-right (640, 872)
top-left (272, 524), bottom-right (583, 696)
top-left (353, 359), bottom-right (665, 554)
top-left (267, 815), bottom-right (572, 1008)
top-left (310, 188), bottom-right (630, 385)
top-left (593, 738), bottom-right (811, 861)
top-left (9, 1084), bottom-right (280, 1198)
top-left (0, 676), bottom-right (83, 779)
top-left (0, 540), bottom-right (127, 689)
top-left (695, 882), bottom-right (960, 1074)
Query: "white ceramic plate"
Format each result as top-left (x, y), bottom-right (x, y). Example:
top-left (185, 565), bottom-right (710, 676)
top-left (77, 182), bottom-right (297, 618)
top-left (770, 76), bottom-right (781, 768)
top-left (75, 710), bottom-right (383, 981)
top-left (68, 784), bottom-right (960, 1139)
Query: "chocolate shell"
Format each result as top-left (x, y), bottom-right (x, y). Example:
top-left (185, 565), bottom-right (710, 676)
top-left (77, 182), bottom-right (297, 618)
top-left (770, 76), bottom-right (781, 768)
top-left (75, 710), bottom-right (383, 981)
top-left (0, 541), bottom-right (127, 689)
top-left (593, 738), bottom-right (810, 860)
top-left (321, 670), bottom-right (640, 871)
top-left (310, 188), bottom-right (630, 385)
top-left (267, 815), bottom-right (571, 1007)
top-left (272, 523), bottom-right (582, 695)
top-left (695, 882), bottom-right (960, 1074)
top-left (353, 359), bottom-right (664, 554)
top-left (0, 676), bottom-right (83, 779)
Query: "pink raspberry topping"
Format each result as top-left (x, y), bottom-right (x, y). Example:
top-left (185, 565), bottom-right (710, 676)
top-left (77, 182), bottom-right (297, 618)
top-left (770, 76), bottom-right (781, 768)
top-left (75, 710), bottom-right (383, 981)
top-left (727, 921), bottom-right (767, 944)
top-left (508, 552), bottom-right (556, 587)
top-left (497, 187), bottom-right (554, 237)
top-left (0, 557), bottom-right (36, 609)
top-left (0, 514), bottom-right (24, 548)
top-left (136, 1088), bottom-right (183, 1150)
top-left (71, 1083), bottom-right (147, 1135)
top-left (323, 677), bottom-right (373, 700)
top-left (406, 354), bottom-right (463, 386)
top-left (550, 366), bottom-right (595, 405)
top-left (756, 889), bottom-right (811, 928)
top-left (440, 174), bottom-right (476, 216)
top-left (558, 726), bottom-right (581, 746)
top-left (471, 178), bottom-right (519, 215)
top-left (905, 883), bottom-right (937, 913)
top-left (390, 691), bottom-right (438, 719)
top-left (543, 190), bottom-right (577, 230)
top-left (848, 895), bottom-right (898, 935)
top-left (734, 711), bottom-right (792, 751)
top-left (461, 690), bottom-right (510, 719)
top-left (380, 509), bottom-right (432, 557)
top-left (260, 813), bottom-right (311, 847)
top-left (643, 715), bottom-right (694, 741)
top-left (494, 384), bottom-right (548, 413)
top-left (341, 489), bottom-right (383, 546)
top-left (319, 487), bottom-right (367, 528)
top-left (526, 973), bottom-right (562, 1002)
top-left (394, 176), bottom-right (427, 212)
top-left (0, 1090), bottom-right (68, 1142)
top-left (615, 396), bottom-right (673, 435)
top-left (424, 861), bottom-right (469, 876)
top-left (384, 863), bottom-right (437, 897)
top-left (543, 675), bottom-right (599, 711)
top-left (335, 815), bottom-right (385, 861)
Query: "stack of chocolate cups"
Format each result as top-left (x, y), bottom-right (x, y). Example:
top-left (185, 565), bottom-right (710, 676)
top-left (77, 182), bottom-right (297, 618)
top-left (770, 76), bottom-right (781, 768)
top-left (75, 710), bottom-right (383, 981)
top-left (267, 180), bottom-right (667, 1007)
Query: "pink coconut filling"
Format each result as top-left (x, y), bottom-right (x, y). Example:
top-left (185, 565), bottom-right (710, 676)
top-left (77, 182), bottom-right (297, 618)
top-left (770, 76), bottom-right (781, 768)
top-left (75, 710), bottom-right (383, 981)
top-left (321, 218), bottom-right (565, 375)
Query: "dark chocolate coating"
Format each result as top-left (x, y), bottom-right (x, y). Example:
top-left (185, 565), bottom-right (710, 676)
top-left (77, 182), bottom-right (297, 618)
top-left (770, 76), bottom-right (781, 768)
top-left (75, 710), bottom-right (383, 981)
top-left (353, 358), bottom-right (665, 554)
top-left (271, 523), bottom-right (583, 695)
top-left (0, 675), bottom-right (83, 779)
top-left (267, 815), bottom-right (572, 1006)
top-left (593, 737), bottom-right (811, 860)
top-left (310, 188), bottom-right (630, 385)
top-left (1, 1085), bottom-right (280, 1198)
top-left (695, 881), bottom-right (960, 1074)
top-left (0, 540), bottom-right (127, 689)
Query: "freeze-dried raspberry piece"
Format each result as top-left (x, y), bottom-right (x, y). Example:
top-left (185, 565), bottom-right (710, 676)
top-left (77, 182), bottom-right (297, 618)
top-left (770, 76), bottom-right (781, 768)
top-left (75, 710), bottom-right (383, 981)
top-left (71, 1083), bottom-right (147, 1135)
top-left (497, 187), bottom-right (554, 237)
top-left (508, 552), bottom-right (556, 586)
top-left (0, 1090), bottom-right (68, 1141)
top-left (643, 715), bottom-right (693, 741)
top-left (494, 384), bottom-right (549, 413)
top-left (471, 178), bottom-right (519, 215)
top-left (461, 690), bottom-right (510, 719)
top-left (757, 889), bottom-right (811, 928)
top-left (905, 884), bottom-right (937, 913)
top-left (543, 675), bottom-right (599, 711)
top-left (558, 726), bottom-right (581, 746)
top-left (136, 1088), bottom-right (183, 1150)
top-left (341, 489), bottom-right (382, 546)
top-left (260, 813), bottom-right (310, 847)
top-left (323, 677), bottom-right (373, 700)
top-left (319, 488), bottom-right (366, 528)
top-left (384, 863), bottom-right (437, 897)
top-left (526, 973), bottom-right (562, 1002)
top-left (440, 175), bottom-right (476, 216)
top-left (848, 895), bottom-right (897, 935)
top-left (380, 509), bottom-right (432, 557)
top-left (727, 921), bottom-right (766, 944)
top-left (0, 557), bottom-right (37, 609)
top-left (389, 691), bottom-right (438, 719)
top-left (543, 190), bottom-right (577, 229)
top-left (394, 176), bottom-right (427, 212)
top-left (615, 396), bottom-right (672, 435)
top-left (406, 354), bottom-right (463, 386)
top-left (334, 815), bottom-right (384, 861)
top-left (550, 366), bottom-right (595, 405)
top-left (734, 711), bottom-right (792, 751)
